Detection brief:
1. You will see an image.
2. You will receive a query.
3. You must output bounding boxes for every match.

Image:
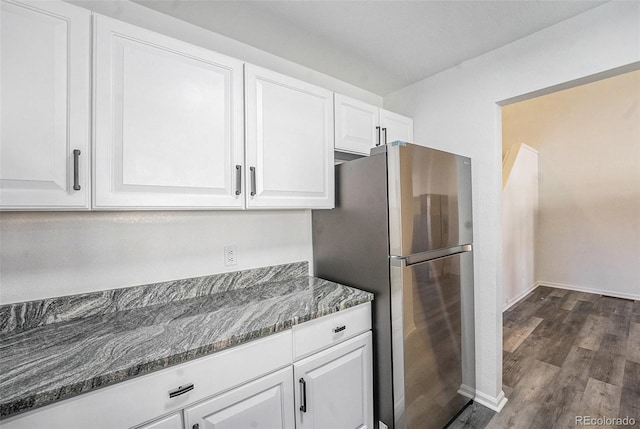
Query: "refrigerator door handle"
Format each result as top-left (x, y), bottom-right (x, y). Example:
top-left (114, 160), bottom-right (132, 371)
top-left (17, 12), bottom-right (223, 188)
top-left (390, 244), bottom-right (472, 267)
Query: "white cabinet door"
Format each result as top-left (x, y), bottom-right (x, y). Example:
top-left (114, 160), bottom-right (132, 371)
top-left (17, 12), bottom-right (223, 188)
top-left (334, 94), bottom-right (380, 155)
top-left (380, 109), bottom-right (414, 144)
top-left (294, 332), bottom-right (373, 429)
top-left (134, 413), bottom-right (183, 429)
top-left (245, 65), bottom-right (334, 209)
top-left (184, 367), bottom-right (295, 429)
top-left (93, 15), bottom-right (244, 209)
top-left (0, 0), bottom-right (90, 210)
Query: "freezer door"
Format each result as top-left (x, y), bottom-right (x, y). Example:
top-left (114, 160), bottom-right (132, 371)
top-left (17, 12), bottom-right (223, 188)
top-left (387, 143), bottom-right (473, 256)
top-left (390, 251), bottom-right (475, 429)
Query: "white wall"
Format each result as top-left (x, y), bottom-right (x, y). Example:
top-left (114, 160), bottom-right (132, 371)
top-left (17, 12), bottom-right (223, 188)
top-left (502, 144), bottom-right (539, 309)
top-left (0, 210), bottom-right (313, 304)
top-left (0, 0), bottom-right (383, 305)
top-left (384, 1), bottom-right (640, 410)
top-left (503, 71), bottom-right (640, 301)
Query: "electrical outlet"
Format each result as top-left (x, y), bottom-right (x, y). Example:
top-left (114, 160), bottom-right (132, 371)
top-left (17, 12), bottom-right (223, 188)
top-left (224, 245), bottom-right (237, 266)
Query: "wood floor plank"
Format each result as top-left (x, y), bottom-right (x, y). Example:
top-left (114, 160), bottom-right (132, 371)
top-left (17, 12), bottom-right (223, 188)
top-left (606, 313), bottom-right (632, 338)
top-left (595, 296), bottom-right (634, 317)
top-left (562, 299), bottom-right (594, 327)
top-left (538, 318), bottom-right (584, 367)
top-left (531, 346), bottom-right (596, 428)
top-left (533, 295), bottom-right (563, 319)
top-left (573, 290), bottom-right (600, 303)
top-left (502, 335), bottom-right (550, 389)
top-left (622, 360), bottom-right (640, 393)
top-left (627, 322), bottom-right (640, 363)
top-left (617, 388), bottom-right (640, 429)
top-left (503, 301), bottom-right (539, 329)
top-left (561, 292), bottom-right (579, 311)
top-left (548, 288), bottom-right (568, 298)
top-left (589, 344), bottom-right (626, 387)
top-left (487, 359), bottom-right (560, 428)
top-left (578, 378), bottom-right (622, 421)
top-left (503, 316), bottom-right (543, 353)
top-left (575, 314), bottom-right (610, 351)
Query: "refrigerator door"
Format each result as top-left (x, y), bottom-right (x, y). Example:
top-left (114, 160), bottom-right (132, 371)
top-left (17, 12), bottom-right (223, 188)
top-left (390, 250), bottom-right (475, 429)
top-left (387, 143), bottom-right (472, 257)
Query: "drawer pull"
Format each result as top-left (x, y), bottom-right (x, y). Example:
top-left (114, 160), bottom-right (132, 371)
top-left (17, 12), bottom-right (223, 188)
top-left (334, 325), bottom-right (346, 333)
top-left (169, 383), bottom-right (194, 398)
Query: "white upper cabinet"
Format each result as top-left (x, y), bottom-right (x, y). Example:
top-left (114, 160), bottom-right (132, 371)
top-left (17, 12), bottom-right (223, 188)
top-left (0, 0), bottom-right (90, 210)
top-left (380, 108), bottom-right (414, 144)
top-left (93, 15), bottom-right (244, 210)
top-left (334, 94), bottom-right (380, 155)
top-left (334, 94), bottom-right (413, 155)
top-left (245, 65), bottom-right (334, 209)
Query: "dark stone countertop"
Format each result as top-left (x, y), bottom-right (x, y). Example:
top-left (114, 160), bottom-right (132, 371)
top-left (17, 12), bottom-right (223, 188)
top-left (0, 263), bottom-right (373, 419)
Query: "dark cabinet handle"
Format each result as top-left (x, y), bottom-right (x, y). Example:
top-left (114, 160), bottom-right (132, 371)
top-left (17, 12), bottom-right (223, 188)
top-left (299, 378), bottom-right (307, 412)
top-left (375, 126), bottom-right (381, 146)
top-left (334, 325), bottom-right (346, 333)
top-left (382, 127), bottom-right (387, 145)
top-left (73, 149), bottom-right (81, 191)
top-left (235, 165), bottom-right (242, 196)
top-left (250, 167), bottom-right (256, 196)
top-left (168, 383), bottom-right (194, 398)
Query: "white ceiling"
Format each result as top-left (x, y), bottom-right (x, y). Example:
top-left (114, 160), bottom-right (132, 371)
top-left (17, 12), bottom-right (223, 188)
top-left (134, 0), bottom-right (607, 96)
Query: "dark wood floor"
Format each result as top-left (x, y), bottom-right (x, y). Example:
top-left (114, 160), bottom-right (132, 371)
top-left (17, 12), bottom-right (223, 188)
top-left (448, 286), bottom-right (640, 429)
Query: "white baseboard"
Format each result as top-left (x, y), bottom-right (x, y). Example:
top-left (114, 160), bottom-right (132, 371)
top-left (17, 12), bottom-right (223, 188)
top-left (474, 389), bottom-right (508, 412)
top-left (537, 281), bottom-right (640, 301)
top-left (503, 282), bottom-right (539, 312)
top-left (458, 384), bottom-right (475, 400)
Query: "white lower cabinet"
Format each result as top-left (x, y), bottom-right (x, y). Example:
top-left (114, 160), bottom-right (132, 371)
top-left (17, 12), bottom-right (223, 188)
top-left (294, 332), bottom-right (373, 429)
top-left (184, 367), bottom-right (295, 429)
top-left (135, 413), bottom-right (184, 429)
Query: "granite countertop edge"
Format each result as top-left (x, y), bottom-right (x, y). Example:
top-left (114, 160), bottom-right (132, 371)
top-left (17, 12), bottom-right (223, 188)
top-left (1, 286), bottom-right (372, 419)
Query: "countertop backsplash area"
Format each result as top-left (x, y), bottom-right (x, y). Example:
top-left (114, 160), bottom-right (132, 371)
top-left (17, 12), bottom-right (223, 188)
top-left (0, 262), bottom-right (308, 334)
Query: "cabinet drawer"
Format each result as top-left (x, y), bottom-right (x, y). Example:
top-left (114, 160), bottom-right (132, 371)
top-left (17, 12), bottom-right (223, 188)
top-left (1, 331), bottom-right (292, 429)
top-left (293, 303), bottom-right (371, 360)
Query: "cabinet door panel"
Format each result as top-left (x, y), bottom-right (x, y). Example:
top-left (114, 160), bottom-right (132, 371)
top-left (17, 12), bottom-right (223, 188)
top-left (134, 413), bottom-right (183, 429)
top-left (0, 0), bottom-right (90, 209)
top-left (380, 109), bottom-right (414, 144)
top-left (294, 332), bottom-right (373, 429)
top-left (334, 94), bottom-right (379, 155)
top-left (185, 367), bottom-right (295, 429)
top-left (94, 15), bottom-right (244, 209)
top-left (245, 65), bottom-right (334, 209)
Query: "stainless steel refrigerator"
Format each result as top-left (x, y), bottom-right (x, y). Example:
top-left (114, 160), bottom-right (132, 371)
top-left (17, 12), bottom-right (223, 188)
top-left (312, 142), bottom-right (475, 429)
